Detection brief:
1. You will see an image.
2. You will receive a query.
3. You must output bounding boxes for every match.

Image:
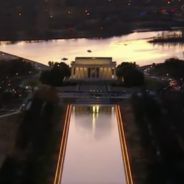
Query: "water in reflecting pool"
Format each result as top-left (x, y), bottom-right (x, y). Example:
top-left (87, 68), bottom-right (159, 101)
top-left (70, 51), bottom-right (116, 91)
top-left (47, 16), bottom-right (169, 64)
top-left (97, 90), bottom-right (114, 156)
top-left (61, 105), bottom-right (126, 184)
top-left (0, 31), bottom-right (184, 66)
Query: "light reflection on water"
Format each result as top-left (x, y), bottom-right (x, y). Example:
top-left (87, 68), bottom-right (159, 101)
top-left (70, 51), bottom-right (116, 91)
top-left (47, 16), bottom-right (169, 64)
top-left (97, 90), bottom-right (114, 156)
top-left (0, 31), bottom-right (184, 66)
top-left (74, 106), bottom-right (114, 140)
top-left (61, 105), bottom-right (125, 184)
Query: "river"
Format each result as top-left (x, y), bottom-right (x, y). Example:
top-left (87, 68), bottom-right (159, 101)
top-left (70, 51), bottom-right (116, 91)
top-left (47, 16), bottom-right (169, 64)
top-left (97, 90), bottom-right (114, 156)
top-left (0, 30), bottom-right (184, 66)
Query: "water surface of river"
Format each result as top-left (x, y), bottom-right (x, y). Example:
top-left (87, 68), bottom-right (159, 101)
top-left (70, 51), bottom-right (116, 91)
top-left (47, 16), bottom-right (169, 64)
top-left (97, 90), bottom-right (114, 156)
top-left (0, 31), bottom-right (184, 66)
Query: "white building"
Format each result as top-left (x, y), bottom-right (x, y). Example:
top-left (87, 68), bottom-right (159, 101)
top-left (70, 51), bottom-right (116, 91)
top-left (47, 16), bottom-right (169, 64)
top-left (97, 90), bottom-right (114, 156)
top-left (71, 57), bottom-right (116, 80)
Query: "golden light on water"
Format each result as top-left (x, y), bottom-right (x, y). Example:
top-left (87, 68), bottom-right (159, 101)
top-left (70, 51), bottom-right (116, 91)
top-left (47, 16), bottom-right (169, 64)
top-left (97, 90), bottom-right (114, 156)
top-left (92, 105), bottom-right (100, 134)
top-left (92, 113), bottom-right (96, 134)
top-left (92, 105), bottom-right (99, 113)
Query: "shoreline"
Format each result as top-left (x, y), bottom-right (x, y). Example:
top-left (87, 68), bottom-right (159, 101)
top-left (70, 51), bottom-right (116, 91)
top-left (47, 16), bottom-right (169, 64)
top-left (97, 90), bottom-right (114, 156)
top-left (149, 37), bottom-right (184, 44)
top-left (0, 23), bottom-right (184, 42)
top-left (0, 30), bottom-right (132, 42)
top-left (0, 51), bottom-right (48, 68)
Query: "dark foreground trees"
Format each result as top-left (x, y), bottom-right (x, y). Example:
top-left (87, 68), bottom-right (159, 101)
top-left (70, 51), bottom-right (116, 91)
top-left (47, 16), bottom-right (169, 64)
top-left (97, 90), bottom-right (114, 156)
top-left (132, 89), bottom-right (184, 183)
top-left (40, 62), bottom-right (71, 86)
top-left (116, 62), bottom-right (144, 86)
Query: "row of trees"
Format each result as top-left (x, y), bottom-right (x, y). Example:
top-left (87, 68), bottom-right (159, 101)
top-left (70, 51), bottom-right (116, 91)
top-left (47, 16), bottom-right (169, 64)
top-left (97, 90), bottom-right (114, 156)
top-left (132, 87), bottom-right (184, 183)
top-left (0, 87), bottom-right (66, 184)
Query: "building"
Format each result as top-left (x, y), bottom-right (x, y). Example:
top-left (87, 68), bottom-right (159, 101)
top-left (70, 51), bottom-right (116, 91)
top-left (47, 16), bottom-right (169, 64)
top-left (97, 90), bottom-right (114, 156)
top-left (70, 57), bottom-right (116, 80)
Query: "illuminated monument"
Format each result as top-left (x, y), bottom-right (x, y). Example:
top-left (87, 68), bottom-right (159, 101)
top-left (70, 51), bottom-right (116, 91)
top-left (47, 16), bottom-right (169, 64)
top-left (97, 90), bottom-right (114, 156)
top-left (71, 57), bottom-right (116, 80)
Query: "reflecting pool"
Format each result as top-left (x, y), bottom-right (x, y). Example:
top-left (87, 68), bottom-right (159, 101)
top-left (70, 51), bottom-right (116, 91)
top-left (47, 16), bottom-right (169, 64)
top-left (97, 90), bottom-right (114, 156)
top-left (61, 105), bottom-right (126, 184)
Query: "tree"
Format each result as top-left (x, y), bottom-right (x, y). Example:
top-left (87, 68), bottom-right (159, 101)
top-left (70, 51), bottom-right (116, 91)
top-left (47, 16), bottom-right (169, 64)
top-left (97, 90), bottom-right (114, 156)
top-left (116, 62), bottom-right (144, 86)
top-left (0, 157), bottom-right (23, 184)
top-left (53, 62), bottom-right (71, 79)
top-left (40, 62), bottom-right (71, 86)
top-left (48, 61), bottom-right (54, 67)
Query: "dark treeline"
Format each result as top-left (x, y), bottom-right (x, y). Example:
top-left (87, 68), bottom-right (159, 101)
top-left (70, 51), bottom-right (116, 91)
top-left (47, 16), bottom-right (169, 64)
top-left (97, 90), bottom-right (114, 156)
top-left (150, 36), bottom-right (184, 44)
top-left (149, 58), bottom-right (184, 80)
top-left (0, 88), bottom-right (66, 184)
top-left (0, 59), bottom-right (35, 77)
top-left (150, 30), bottom-right (184, 44)
top-left (132, 88), bottom-right (184, 183)
top-left (130, 58), bottom-right (184, 183)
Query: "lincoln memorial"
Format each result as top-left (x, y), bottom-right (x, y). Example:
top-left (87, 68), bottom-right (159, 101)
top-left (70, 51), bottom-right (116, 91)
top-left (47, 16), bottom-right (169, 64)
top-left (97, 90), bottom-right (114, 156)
top-left (70, 57), bottom-right (116, 80)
